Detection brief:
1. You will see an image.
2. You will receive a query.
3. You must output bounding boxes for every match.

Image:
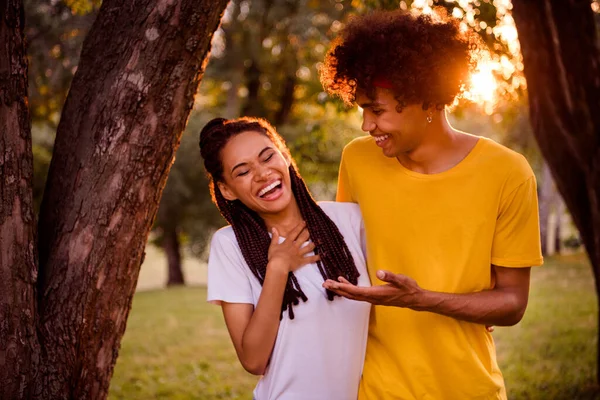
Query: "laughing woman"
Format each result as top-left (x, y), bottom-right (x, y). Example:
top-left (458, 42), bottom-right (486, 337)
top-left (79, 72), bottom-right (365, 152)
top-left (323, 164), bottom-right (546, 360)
top-left (200, 117), bottom-right (370, 400)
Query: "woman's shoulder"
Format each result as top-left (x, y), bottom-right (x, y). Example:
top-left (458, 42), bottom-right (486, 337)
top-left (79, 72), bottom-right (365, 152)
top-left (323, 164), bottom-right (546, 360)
top-left (210, 225), bottom-right (237, 247)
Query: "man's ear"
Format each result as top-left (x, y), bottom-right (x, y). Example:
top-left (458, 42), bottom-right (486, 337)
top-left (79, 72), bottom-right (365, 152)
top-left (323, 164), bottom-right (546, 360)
top-left (218, 182), bottom-right (237, 201)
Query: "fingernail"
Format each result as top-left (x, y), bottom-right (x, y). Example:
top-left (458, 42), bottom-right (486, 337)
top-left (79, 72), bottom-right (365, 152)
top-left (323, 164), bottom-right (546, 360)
top-left (377, 270), bottom-right (385, 279)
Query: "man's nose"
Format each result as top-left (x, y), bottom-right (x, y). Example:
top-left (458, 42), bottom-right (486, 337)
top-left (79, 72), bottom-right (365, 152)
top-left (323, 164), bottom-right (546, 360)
top-left (361, 116), bottom-right (376, 133)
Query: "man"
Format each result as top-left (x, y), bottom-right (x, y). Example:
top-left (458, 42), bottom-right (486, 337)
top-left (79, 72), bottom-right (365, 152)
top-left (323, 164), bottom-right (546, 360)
top-left (320, 9), bottom-right (543, 400)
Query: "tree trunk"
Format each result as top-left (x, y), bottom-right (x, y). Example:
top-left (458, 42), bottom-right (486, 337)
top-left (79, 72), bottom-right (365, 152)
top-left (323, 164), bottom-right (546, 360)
top-left (555, 197), bottom-right (566, 255)
top-left (242, 60), bottom-right (262, 116)
top-left (33, 0), bottom-right (229, 398)
top-left (538, 162), bottom-right (553, 255)
top-left (512, 0), bottom-right (600, 382)
top-left (0, 1), bottom-right (39, 398)
top-left (273, 56), bottom-right (297, 126)
top-left (165, 226), bottom-right (185, 286)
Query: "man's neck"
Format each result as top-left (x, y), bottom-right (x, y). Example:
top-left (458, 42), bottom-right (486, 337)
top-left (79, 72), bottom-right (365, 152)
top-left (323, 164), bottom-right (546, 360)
top-left (396, 112), bottom-right (477, 174)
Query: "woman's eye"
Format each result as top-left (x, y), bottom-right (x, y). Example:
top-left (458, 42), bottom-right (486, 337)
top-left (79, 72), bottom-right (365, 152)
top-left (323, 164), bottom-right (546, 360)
top-left (237, 171), bottom-right (249, 177)
top-left (372, 109), bottom-right (383, 116)
top-left (264, 154), bottom-right (274, 162)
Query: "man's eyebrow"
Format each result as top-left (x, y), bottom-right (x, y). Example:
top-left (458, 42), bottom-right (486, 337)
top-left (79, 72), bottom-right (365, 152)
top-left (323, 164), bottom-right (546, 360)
top-left (358, 101), bottom-right (384, 108)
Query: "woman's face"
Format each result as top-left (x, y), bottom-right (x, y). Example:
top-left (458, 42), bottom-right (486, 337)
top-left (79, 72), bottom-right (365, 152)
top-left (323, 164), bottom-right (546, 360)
top-left (218, 130), bottom-right (295, 217)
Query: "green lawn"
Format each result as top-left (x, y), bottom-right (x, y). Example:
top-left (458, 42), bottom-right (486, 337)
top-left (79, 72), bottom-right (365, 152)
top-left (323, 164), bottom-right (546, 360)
top-left (109, 254), bottom-right (599, 400)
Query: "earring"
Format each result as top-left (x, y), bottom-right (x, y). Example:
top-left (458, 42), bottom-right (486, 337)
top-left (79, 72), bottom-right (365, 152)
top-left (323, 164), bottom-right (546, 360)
top-left (427, 114), bottom-right (433, 123)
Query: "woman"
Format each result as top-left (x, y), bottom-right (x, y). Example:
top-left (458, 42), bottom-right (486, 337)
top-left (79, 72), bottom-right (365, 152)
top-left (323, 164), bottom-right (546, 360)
top-left (200, 116), bottom-right (371, 400)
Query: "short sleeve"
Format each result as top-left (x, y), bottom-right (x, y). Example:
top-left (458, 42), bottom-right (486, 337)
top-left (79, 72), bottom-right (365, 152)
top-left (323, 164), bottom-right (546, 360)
top-left (336, 148), bottom-right (356, 203)
top-left (206, 229), bottom-right (255, 305)
top-left (491, 175), bottom-right (544, 268)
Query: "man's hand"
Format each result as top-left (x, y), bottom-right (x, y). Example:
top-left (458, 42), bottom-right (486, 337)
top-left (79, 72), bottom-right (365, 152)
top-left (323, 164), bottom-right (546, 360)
top-left (325, 265), bottom-right (531, 327)
top-left (322, 270), bottom-right (423, 307)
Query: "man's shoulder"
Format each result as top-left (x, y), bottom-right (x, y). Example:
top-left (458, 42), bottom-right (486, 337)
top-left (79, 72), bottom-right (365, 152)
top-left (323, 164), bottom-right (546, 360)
top-left (343, 135), bottom-right (377, 156)
top-left (478, 136), bottom-right (534, 179)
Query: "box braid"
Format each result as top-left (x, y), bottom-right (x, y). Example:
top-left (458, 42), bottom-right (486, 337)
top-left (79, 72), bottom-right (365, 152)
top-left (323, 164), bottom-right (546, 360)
top-left (199, 117), bottom-right (361, 319)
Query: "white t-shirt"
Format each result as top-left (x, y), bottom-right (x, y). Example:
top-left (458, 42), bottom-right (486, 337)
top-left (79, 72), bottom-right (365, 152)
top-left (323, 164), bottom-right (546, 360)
top-left (207, 201), bottom-right (371, 400)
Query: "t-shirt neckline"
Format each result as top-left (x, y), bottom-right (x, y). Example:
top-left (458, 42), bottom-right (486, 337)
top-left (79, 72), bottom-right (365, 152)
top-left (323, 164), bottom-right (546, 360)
top-left (391, 136), bottom-right (485, 179)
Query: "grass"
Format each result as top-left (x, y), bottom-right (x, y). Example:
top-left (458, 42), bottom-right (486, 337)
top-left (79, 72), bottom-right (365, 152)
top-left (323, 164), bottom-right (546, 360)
top-left (109, 253), bottom-right (599, 400)
top-left (495, 254), bottom-right (599, 399)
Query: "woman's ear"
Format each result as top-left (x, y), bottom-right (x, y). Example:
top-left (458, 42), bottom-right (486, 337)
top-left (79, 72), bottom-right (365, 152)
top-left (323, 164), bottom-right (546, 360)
top-left (218, 182), bottom-right (237, 201)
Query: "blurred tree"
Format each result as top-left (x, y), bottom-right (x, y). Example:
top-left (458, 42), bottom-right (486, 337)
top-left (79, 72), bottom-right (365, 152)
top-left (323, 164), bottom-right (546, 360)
top-left (25, 0), bottom-right (96, 125)
top-left (150, 0), bottom-right (359, 282)
top-left (0, 1), bottom-right (228, 400)
top-left (511, 0), bottom-right (600, 381)
top-left (207, 0), bottom-right (350, 124)
top-left (24, 0), bottom-right (96, 217)
top-left (154, 113), bottom-right (226, 286)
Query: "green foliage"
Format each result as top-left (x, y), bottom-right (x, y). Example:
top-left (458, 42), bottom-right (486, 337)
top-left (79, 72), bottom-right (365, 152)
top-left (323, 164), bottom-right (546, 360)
top-left (25, 0), bottom-right (553, 262)
top-left (64, 0), bottom-right (101, 15)
top-left (153, 112), bottom-right (226, 259)
top-left (25, 0), bottom-right (96, 125)
top-left (109, 254), bottom-right (598, 399)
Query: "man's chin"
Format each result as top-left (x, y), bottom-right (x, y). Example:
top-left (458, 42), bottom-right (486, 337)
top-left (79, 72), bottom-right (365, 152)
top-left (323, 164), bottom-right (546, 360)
top-left (381, 147), bottom-right (399, 158)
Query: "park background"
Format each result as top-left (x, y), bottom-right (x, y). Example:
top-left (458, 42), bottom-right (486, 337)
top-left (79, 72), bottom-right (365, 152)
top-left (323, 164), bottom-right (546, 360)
top-left (7, 0), bottom-right (600, 399)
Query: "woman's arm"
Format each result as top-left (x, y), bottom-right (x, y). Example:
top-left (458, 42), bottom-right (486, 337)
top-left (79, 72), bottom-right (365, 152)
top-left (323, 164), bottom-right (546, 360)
top-left (221, 223), bottom-right (319, 375)
top-left (221, 265), bottom-right (289, 375)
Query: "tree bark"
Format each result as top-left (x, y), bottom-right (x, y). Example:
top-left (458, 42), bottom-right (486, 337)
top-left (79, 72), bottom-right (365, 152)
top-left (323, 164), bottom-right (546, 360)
top-left (512, 0), bottom-right (600, 382)
top-left (0, 1), bottom-right (40, 398)
top-left (33, 0), bottom-right (228, 398)
top-left (165, 226), bottom-right (185, 286)
top-left (538, 162), bottom-right (552, 255)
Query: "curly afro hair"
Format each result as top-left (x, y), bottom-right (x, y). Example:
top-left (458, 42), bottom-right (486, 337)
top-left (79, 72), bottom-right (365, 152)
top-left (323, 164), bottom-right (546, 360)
top-left (320, 9), bottom-right (481, 108)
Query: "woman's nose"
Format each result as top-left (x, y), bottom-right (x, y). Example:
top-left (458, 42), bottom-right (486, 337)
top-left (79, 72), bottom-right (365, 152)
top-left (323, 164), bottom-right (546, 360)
top-left (255, 166), bottom-right (272, 181)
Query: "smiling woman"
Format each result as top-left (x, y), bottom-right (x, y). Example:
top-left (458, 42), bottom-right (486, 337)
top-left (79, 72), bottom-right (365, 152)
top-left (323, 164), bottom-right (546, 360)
top-left (197, 117), bottom-right (371, 400)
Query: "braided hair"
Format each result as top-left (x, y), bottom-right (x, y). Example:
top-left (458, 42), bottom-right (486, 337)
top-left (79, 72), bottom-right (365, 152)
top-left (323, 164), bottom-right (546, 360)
top-left (199, 117), bottom-right (361, 319)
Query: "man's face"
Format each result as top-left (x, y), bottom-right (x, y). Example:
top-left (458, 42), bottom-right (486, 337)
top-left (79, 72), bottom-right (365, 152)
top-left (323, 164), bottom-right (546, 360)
top-left (356, 87), bottom-right (430, 158)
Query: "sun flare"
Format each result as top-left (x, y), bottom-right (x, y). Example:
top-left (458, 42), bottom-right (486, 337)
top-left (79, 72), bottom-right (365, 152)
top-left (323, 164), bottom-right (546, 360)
top-left (465, 61), bottom-right (499, 110)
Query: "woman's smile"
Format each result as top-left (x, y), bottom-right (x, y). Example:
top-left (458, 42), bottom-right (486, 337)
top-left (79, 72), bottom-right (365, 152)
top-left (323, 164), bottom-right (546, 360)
top-left (257, 179), bottom-right (284, 201)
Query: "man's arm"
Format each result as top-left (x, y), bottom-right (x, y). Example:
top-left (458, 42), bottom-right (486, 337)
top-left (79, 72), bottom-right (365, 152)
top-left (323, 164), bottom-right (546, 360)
top-left (323, 265), bottom-right (530, 326)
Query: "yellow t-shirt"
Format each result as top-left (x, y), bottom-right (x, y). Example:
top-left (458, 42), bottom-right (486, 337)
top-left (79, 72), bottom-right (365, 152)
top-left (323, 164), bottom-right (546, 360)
top-left (337, 135), bottom-right (543, 400)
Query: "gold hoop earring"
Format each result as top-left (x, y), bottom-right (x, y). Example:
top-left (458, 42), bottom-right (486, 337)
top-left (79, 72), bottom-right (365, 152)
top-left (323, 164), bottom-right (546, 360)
top-left (427, 115), bottom-right (433, 123)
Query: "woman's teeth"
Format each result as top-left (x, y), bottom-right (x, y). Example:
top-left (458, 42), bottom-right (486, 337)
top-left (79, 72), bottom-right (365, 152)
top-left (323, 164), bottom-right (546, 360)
top-left (374, 135), bottom-right (389, 143)
top-left (258, 180), bottom-right (281, 197)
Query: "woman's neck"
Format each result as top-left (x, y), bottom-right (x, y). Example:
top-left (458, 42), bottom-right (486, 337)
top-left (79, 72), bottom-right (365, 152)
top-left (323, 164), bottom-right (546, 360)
top-left (260, 199), bottom-right (304, 237)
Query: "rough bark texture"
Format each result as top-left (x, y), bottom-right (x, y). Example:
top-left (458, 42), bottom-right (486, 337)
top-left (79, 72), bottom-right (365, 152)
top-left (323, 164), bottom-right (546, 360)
top-left (0, 1), bottom-right (40, 398)
top-left (165, 226), bottom-right (184, 286)
top-left (512, 0), bottom-right (600, 381)
top-left (34, 0), bottom-right (229, 398)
